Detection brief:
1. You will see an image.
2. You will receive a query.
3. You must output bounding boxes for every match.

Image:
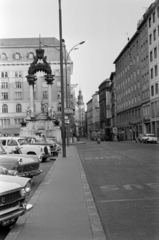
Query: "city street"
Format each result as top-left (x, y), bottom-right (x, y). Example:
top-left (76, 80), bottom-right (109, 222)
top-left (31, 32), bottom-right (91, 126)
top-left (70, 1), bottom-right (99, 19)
top-left (0, 158), bottom-right (55, 240)
top-left (76, 140), bottom-right (159, 240)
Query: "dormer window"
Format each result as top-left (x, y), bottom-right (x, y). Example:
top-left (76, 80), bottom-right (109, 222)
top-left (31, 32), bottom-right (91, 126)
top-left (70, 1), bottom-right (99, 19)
top-left (13, 52), bottom-right (22, 60)
top-left (28, 52), bottom-right (34, 59)
top-left (27, 52), bottom-right (34, 59)
top-left (0, 53), bottom-right (7, 60)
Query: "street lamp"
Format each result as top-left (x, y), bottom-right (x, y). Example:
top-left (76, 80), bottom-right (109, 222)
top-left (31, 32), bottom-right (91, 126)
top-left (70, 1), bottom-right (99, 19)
top-left (44, 41), bottom-right (85, 146)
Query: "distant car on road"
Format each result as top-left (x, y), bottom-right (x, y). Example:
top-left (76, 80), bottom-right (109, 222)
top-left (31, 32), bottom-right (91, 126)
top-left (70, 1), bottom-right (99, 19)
top-left (141, 134), bottom-right (158, 144)
top-left (0, 175), bottom-right (33, 228)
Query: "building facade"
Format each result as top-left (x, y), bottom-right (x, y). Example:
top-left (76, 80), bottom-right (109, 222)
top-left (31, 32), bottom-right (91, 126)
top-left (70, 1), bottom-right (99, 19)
top-left (86, 99), bottom-right (93, 138)
top-left (98, 79), bottom-right (111, 140)
top-left (0, 37), bottom-right (73, 135)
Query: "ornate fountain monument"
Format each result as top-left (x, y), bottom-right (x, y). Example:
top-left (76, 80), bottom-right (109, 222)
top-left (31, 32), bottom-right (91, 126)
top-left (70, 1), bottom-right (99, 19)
top-left (20, 45), bottom-right (61, 139)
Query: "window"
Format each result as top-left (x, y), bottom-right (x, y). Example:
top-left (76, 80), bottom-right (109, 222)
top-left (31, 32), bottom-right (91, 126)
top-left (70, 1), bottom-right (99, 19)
top-left (15, 71), bottom-right (22, 77)
top-left (154, 47), bottom-right (157, 58)
top-left (149, 34), bottom-right (152, 44)
top-left (2, 104), bottom-right (8, 113)
top-left (16, 104), bottom-right (22, 113)
top-left (149, 17), bottom-right (151, 28)
top-left (151, 68), bottom-right (153, 79)
top-left (14, 53), bottom-right (21, 60)
top-left (15, 82), bottom-right (22, 88)
top-left (153, 11), bottom-right (156, 23)
top-left (157, 6), bottom-right (159, 18)
top-left (28, 52), bottom-right (34, 59)
top-left (57, 92), bottom-right (61, 98)
top-left (43, 91), bottom-right (48, 99)
top-left (14, 118), bottom-right (24, 126)
top-left (155, 65), bottom-right (158, 76)
top-left (154, 29), bottom-right (156, 41)
top-left (15, 92), bottom-right (22, 99)
top-left (1, 72), bottom-right (8, 78)
top-left (57, 81), bottom-right (61, 87)
top-left (1, 82), bottom-right (8, 89)
top-left (0, 119), bottom-right (10, 126)
top-left (1, 93), bottom-right (8, 100)
top-left (150, 51), bottom-right (153, 62)
top-left (155, 83), bottom-right (158, 94)
top-left (57, 104), bottom-right (61, 112)
top-left (151, 85), bottom-right (154, 96)
top-left (0, 53), bottom-right (7, 60)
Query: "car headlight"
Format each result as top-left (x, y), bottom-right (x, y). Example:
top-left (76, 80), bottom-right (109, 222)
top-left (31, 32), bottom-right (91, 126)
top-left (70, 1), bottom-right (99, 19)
top-left (20, 181), bottom-right (31, 197)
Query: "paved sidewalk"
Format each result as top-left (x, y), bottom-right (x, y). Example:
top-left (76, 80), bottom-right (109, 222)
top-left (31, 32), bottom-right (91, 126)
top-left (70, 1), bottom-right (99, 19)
top-left (5, 146), bottom-right (106, 240)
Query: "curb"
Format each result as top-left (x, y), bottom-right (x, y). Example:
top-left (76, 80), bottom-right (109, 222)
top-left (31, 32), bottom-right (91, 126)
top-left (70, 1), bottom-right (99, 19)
top-left (5, 158), bottom-right (59, 240)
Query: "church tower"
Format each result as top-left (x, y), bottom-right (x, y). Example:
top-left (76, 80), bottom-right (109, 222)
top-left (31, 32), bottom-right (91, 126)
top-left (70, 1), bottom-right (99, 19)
top-left (76, 88), bottom-right (85, 137)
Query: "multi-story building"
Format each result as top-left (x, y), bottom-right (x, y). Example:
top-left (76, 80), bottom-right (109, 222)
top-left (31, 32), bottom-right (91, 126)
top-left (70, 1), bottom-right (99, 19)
top-left (114, 29), bottom-right (143, 140)
top-left (146, 0), bottom-right (159, 137)
top-left (98, 79), bottom-right (111, 140)
top-left (0, 37), bottom-right (73, 135)
top-left (110, 72), bottom-right (117, 139)
top-left (86, 99), bottom-right (93, 138)
top-left (92, 91), bottom-right (99, 131)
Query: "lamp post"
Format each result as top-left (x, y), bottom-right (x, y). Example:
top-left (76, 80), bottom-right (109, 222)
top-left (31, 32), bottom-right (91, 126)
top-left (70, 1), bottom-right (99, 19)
top-left (58, 0), bottom-right (66, 157)
top-left (62, 40), bottom-right (85, 146)
top-left (44, 41), bottom-right (85, 146)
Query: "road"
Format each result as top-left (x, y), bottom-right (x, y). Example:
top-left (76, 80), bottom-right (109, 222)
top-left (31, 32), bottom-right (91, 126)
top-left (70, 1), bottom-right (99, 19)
top-left (76, 140), bottom-right (159, 240)
top-left (0, 158), bottom-right (55, 240)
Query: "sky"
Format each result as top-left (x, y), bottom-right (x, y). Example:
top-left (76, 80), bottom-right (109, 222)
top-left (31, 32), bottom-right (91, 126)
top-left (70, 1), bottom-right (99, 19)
top-left (0, 0), bottom-right (154, 105)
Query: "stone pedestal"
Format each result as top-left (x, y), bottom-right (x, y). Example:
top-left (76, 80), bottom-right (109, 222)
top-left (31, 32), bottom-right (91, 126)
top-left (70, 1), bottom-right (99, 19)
top-left (20, 113), bottom-right (61, 141)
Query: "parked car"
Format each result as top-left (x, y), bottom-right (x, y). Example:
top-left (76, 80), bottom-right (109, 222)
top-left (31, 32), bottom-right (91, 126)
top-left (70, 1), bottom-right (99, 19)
top-left (0, 141), bottom-right (42, 179)
top-left (0, 137), bottom-right (51, 162)
top-left (0, 155), bottom-right (42, 178)
top-left (22, 135), bottom-right (59, 157)
top-left (0, 175), bottom-right (33, 228)
top-left (141, 134), bottom-right (158, 143)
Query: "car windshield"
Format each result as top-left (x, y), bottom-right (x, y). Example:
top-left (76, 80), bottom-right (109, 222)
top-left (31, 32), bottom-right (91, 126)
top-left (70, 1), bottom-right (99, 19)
top-left (18, 139), bottom-right (28, 145)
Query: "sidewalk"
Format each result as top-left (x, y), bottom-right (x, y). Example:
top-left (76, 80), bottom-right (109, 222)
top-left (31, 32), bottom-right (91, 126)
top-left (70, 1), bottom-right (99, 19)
top-left (5, 146), bottom-right (106, 240)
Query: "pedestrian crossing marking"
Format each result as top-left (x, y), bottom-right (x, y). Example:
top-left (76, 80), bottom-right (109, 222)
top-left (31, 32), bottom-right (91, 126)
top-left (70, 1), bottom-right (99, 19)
top-left (85, 156), bottom-right (120, 160)
top-left (80, 148), bottom-right (103, 151)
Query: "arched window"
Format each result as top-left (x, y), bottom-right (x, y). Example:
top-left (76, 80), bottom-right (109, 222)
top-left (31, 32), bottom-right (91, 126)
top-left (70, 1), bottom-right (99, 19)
top-left (16, 104), bottom-right (22, 113)
top-left (2, 104), bottom-right (8, 113)
top-left (0, 53), bottom-right (7, 60)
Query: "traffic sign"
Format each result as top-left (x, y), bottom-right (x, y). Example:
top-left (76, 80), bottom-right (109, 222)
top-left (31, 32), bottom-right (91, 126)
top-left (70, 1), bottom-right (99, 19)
top-left (64, 107), bottom-right (74, 115)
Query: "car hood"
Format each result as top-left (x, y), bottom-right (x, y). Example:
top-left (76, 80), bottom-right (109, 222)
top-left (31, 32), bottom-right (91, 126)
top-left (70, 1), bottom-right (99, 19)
top-left (0, 175), bottom-right (30, 194)
top-left (0, 155), bottom-right (38, 165)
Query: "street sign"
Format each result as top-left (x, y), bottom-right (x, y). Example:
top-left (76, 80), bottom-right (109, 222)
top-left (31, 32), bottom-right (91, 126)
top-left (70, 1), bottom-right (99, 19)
top-left (64, 107), bottom-right (74, 115)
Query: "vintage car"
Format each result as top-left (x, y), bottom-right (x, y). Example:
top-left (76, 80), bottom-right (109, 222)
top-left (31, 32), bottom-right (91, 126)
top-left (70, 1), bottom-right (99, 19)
top-left (0, 166), bottom-right (17, 176)
top-left (0, 142), bottom-right (42, 178)
top-left (0, 175), bottom-right (33, 228)
top-left (0, 137), bottom-right (51, 162)
top-left (22, 135), bottom-right (59, 157)
top-left (141, 134), bottom-right (158, 143)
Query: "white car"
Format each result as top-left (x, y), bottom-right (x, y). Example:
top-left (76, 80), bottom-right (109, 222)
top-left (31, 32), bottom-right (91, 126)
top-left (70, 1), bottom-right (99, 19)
top-left (0, 137), bottom-right (51, 162)
top-left (141, 134), bottom-right (158, 144)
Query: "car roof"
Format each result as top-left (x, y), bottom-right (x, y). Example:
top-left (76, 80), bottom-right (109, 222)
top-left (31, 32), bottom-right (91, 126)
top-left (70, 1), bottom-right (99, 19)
top-left (0, 137), bottom-right (25, 139)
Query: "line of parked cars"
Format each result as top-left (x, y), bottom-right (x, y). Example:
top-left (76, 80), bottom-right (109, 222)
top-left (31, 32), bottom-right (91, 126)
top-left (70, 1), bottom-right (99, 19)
top-left (135, 134), bottom-right (158, 144)
top-left (0, 135), bottom-right (61, 228)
